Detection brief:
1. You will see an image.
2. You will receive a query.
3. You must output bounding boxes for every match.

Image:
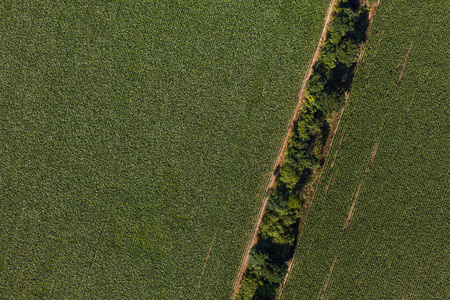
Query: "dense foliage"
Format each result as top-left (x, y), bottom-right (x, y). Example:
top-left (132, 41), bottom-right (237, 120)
top-left (237, 0), bottom-right (369, 298)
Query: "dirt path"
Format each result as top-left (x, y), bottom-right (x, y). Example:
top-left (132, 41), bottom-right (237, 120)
top-left (230, 0), bottom-right (338, 298)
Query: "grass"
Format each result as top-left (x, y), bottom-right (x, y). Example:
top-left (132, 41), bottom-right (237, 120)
top-left (279, 0), bottom-right (450, 299)
top-left (0, 0), bottom-right (331, 299)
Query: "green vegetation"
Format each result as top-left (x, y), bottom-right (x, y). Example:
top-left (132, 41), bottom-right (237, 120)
top-left (0, 0), bottom-right (332, 299)
top-left (237, 0), bottom-right (370, 298)
top-left (280, 0), bottom-right (450, 298)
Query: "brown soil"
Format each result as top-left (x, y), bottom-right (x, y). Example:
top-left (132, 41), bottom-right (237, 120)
top-left (369, 141), bottom-right (380, 169)
top-left (323, 110), bottom-right (344, 163)
top-left (368, 0), bottom-right (381, 23)
top-left (398, 43), bottom-right (414, 85)
top-left (324, 172), bottom-right (337, 197)
top-left (407, 98), bottom-right (415, 115)
top-left (344, 183), bottom-right (363, 230)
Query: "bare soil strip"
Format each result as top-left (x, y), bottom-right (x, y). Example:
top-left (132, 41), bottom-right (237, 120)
top-left (324, 110), bottom-right (345, 167)
top-left (344, 183), bottom-right (363, 230)
top-left (398, 43), bottom-right (414, 85)
top-left (193, 223), bottom-right (221, 300)
top-left (317, 178), bottom-right (364, 299)
top-left (317, 256), bottom-right (338, 299)
top-left (230, 0), bottom-right (338, 298)
top-left (369, 141), bottom-right (380, 169)
top-left (368, 0), bottom-right (381, 23)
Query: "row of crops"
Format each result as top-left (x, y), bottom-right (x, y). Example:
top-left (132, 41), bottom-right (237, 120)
top-left (279, 0), bottom-right (449, 298)
top-left (236, 0), bottom-right (371, 298)
top-left (0, 1), bottom-right (333, 299)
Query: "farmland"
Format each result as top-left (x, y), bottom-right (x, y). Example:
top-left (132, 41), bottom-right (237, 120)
top-left (279, 0), bottom-right (450, 299)
top-left (0, 0), bottom-right (332, 299)
top-left (235, 0), bottom-right (372, 298)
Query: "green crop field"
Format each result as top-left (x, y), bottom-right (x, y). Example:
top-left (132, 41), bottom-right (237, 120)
top-left (279, 0), bottom-right (449, 299)
top-left (0, 0), bottom-right (332, 299)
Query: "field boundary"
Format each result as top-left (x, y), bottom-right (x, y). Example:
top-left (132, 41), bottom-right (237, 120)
top-left (230, 0), bottom-right (338, 298)
top-left (277, 1), bottom-right (383, 298)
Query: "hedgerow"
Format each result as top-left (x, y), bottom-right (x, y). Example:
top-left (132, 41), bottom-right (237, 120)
top-left (236, 0), bottom-right (370, 298)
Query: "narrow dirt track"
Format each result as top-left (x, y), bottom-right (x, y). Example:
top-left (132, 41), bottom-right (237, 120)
top-left (230, 0), bottom-right (338, 298)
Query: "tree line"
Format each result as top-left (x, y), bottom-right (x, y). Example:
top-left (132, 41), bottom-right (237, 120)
top-left (237, 1), bottom-right (369, 299)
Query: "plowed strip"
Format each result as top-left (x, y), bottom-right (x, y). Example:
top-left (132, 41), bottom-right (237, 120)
top-left (369, 141), bottom-right (380, 169)
top-left (398, 43), bottom-right (414, 84)
top-left (344, 183), bottom-right (363, 230)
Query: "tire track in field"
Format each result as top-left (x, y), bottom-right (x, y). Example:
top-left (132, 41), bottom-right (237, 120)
top-left (231, 0), bottom-right (339, 298)
top-left (344, 183), bottom-right (363, 230)
top-left (317, 180), bottom-right (364, 299)
top-left (371, 31), bottom-right (384, 62)
top-left (317, 37), bottom-right (419, 299)
top-left (193, 222), bottom-right (221, 300)
top-left (317, 255), bottom-right (338, 299)
top-left (397, 43), bottom-right (414, 85)
top-left (77, 223), bottom-right (107, 299)
top-left (329, 130), bottom-right (345, 171)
